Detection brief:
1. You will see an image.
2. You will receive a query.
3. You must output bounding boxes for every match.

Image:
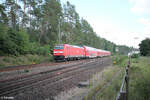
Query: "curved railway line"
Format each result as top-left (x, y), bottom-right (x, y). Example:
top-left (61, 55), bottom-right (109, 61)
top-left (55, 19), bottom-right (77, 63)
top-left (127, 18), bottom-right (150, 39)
top-left (0, 57), bottom-right (111, 100)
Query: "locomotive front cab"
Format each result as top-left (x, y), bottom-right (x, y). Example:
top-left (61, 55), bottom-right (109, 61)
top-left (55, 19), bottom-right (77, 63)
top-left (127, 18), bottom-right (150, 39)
top-left (53, 45), bottom-right (65, 60)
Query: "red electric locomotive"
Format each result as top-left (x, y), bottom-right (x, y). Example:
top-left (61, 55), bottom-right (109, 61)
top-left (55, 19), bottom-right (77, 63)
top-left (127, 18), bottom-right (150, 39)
top-left (53, 44), bottom-right (85, 61)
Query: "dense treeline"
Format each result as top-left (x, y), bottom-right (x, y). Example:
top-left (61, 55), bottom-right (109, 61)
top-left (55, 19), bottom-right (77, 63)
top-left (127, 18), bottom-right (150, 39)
top-left (0, 0), bottom-right (130, 56)
top-left (139, 38), bottom-right (150, 56)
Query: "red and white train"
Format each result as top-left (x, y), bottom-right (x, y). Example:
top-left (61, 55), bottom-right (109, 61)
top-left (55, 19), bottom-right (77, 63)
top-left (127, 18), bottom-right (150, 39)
top-left (53, 44), bottom-right (111, 61)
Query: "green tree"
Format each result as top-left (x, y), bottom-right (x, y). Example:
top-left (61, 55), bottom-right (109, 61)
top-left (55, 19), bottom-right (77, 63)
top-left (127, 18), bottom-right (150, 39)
top-left (0, 23), bottom-right (9, 55)
top-left (139, 38), bottom-right (150, 56)
top-left (0, 4), bottom-right (8, 24)
top-left (0, 23), bottom-right (30, 55)
top-left (19, 0), bottom-right (28, 28)
top-left (4, 0), bottom-right (22, 30)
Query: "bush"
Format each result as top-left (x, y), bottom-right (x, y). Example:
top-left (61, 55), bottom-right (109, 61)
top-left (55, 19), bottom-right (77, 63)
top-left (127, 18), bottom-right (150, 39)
top-left (27, 43), bottom-right (50, 56)
top-left (36, 45), bottom-right (50, 55)
top-left (49, 55), bottom-right (54, 61)
top-left (113, 55), bottom-right (128, 66)
top-left (2, 56), bottom-right (11, 62)
top-left (0, 24), bottom-right (9, 56)
top-left (0, 25), bottom-right (30, 55)
top-left (32, 45), bottom-right (50, 56)
top-left (28, 42), bottom-right (39, 54)
top-left (0, 24), bottom-right (51, 56)
top-left (0, 54), bottom-right (53, 67)
top-left (129, 57), bottom-right (150, 100)
top-left (131, 53), bottom-right (139, 58)
top-left (16, 30), bottom-right (30, 54)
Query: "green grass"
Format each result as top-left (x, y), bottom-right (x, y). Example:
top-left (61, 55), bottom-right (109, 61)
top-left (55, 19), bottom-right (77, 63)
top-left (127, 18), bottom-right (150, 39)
top-left (0, 54), bottom-right (53, 68)
top-left (95, 69), bottom-right (124, 100)
top-left (112, 55), bottom-right (128, 67)
top-left (84, 66), bottom-right (122, 100)
top-left (129, 57), bottom-right (150, 100)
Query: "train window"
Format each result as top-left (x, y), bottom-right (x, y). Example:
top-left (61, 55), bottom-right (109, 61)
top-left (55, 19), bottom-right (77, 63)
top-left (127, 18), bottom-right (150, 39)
top-left (54, 46), bottom-right (64, 49)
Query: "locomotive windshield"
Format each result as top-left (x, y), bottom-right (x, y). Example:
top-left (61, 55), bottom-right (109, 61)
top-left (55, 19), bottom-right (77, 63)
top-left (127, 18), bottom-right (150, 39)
top-left (54, 45), bottom-right (64, 50)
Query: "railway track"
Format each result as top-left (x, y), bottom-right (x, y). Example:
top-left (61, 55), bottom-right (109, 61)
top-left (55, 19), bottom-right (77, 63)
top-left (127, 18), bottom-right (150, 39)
top-left (0, 57), bottom-right (111, 99)
top-left (0, 58), bottom-right (96, 82)
top-left (0, 60), bottom-right (83, 83)
top-left (0, 59), bottom-right (102, 95)
top-left (0, 59), bottom-right (88, 72)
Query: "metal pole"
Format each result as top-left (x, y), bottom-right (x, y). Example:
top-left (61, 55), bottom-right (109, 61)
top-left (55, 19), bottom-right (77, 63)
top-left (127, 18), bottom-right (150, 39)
top-left (125, 71), bottom-right (128, 100)
top-left (116, 58), bottom-right (130, 100)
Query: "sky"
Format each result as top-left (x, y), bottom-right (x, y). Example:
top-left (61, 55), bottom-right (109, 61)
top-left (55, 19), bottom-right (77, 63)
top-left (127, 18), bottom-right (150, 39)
top-left (62, 0), bottom-right (150, 48)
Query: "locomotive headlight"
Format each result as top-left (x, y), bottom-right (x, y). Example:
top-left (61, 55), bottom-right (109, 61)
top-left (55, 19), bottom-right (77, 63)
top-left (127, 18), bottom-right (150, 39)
top-left (53, 51), bottom-right (63, 53)
top-left (59, 51), bottom-right (64, 53)
top-left (54, 51), bottom-right (58, 53)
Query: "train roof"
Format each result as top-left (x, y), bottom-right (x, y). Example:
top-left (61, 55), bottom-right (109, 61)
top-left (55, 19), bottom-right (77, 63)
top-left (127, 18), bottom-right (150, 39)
top-left (83, 46), bottom-right (97, 51)
top-left (96, 48), bottom-right (110, 53)
top-left (69, 45), bottom-right (84, 49)
top-left (55, 44), bottom-right (83, 47)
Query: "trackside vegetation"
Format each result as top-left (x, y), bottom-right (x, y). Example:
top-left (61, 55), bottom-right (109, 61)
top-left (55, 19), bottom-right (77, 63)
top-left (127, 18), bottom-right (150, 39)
top-left (95, 68), bottom-right (124, 100)
top-left (0, 55), bottom-right (54, 68)
top-left (84, 55), bottom-right (128, 100)
top-left (129, 57), bottom-right (150, 100)
top-left (85, 56), bottom-right (150, 100)
top-left (84, 66), bottom-right (123, 100)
